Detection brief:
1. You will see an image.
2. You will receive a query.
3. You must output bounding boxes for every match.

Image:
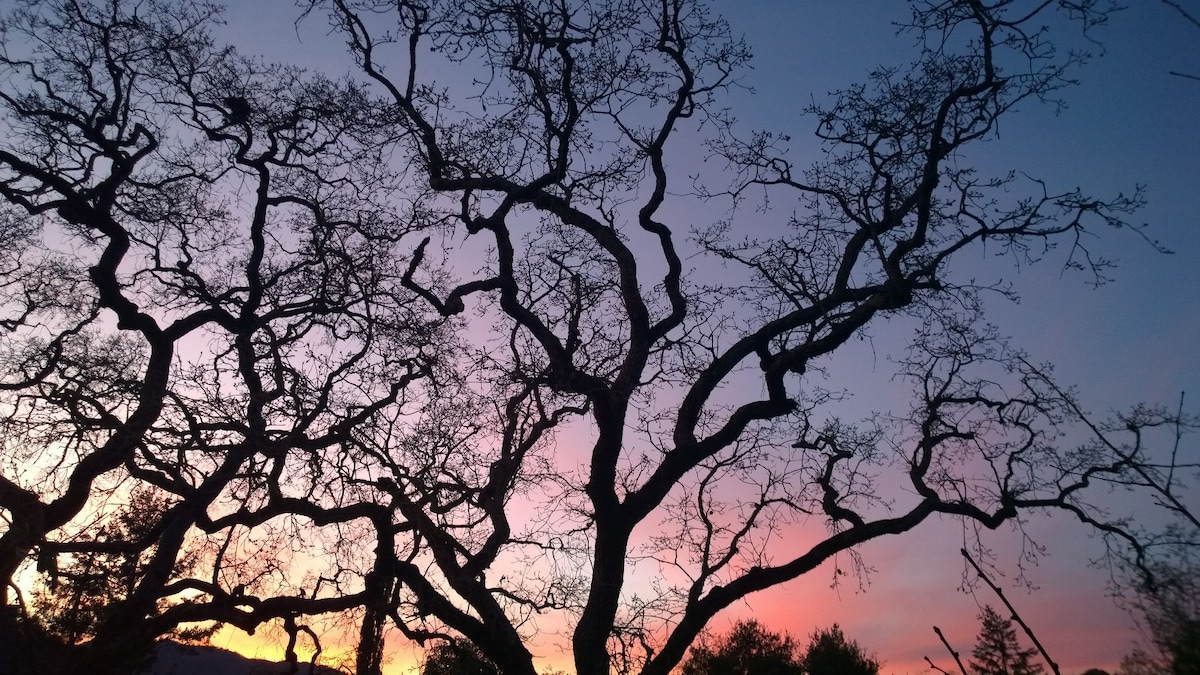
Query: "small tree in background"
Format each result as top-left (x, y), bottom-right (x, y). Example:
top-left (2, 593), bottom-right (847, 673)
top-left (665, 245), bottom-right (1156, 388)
top-left (799, 624), bottom-right (880, 675)
top-left (680, 619), bottom-right (803, 675)
top-left (422, 639), bottom-right (500, 675)
top-left (32, 488), bottom-right (206, 645)
top-left (970, 606), bottom-right (1046, 675)
top-left (681, 620), bottom-right (882, 675)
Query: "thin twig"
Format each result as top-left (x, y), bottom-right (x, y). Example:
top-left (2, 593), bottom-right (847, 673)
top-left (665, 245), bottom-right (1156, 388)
top-left (1167, 391), bottom-right (1186, 487)
top-left (925, 655), bottom-right (955, 675)
top-left (962, 548), bottom-right (1060, 675)
top-left (1163, 0), bottom-right (1200, 31)
top-left (932, 625), bottom-right (969, 675)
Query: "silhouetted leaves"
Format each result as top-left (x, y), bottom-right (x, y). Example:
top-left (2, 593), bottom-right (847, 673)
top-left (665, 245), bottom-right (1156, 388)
top-left (800, 624), bottom-right (880, 675)
top-left (681, 620), bottom-right (802, 675)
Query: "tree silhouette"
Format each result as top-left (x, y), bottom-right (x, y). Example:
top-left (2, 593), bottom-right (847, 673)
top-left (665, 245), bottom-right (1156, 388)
top-left (970, 606), bottom-right (1045, 675)
top-left (681, 621), bottom-right (878, 675)
top-left (680, 619), bottom-right (802, 675)
top-left (0, 0), bottom-right (1192, 674)
top-left (32, 488), bottom-right (206, 646)
top-left (1119, 541), bottom-right (1200, 675)
top-left (800, 624), bottom-right (880, 675)
top-left (422, 639), bottom-right (500, 675)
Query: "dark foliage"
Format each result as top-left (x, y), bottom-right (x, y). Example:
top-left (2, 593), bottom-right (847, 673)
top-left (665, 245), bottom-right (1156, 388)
top-left (681, 620), bottom-right (802, 675)
top-left (800, 624), bottom-right (880, 675)
top-left (422, 639), bottom-right (500, 675)
top-left (33, 488), bottom-right (209, 645)
top-left (1120, 544), bottom-right (1200, 675)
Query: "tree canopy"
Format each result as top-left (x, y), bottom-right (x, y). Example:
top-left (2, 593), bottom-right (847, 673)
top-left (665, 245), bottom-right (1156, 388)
top-left (422, 639), bottom-right (500, 675)
top-left (800, 624), bottom-right (880, 675)
top-left (0, 0), bottom-right (1194, 674)
top-left (680, 619), bottom-right (802, 675)
top-left (680, 620), bottom-right (878, 675)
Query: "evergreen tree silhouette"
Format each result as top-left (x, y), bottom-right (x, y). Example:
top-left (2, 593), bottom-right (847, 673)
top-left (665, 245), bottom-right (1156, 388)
top-left (969, 606), bottom-right (1046, 675)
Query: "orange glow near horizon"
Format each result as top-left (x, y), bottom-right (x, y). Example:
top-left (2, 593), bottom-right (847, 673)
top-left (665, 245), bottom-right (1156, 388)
top-left (211, 622), bottom-right (582, 675)
top-left (211, 517), bottom-right (1138, 675)
top-left (211, 623), bottom-right (388, 674)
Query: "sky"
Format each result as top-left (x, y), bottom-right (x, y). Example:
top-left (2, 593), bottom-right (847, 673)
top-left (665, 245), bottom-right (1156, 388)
top-left (203, 1), bottom-right (1200, 673)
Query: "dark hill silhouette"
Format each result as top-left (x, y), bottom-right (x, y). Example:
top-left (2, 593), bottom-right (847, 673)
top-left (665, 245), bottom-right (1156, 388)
top-left (136, 641), bottom-right (347, 675)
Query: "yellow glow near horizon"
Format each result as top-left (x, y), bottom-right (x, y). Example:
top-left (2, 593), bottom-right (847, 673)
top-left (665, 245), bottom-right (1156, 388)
top-left (211, 623), bottom-right (379, 674)
top-left (211, 623), bottom-right (583, 675)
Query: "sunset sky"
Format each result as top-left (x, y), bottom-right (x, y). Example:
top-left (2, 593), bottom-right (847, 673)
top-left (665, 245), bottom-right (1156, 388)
top-left (202, 2), bottom-right (1200, 673)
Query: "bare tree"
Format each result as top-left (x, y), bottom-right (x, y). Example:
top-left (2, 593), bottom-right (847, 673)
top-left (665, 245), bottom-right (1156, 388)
top-left (0, 0), bottom-right (450, 672)
top-left (0, 1), bottom-right (1191, 675)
